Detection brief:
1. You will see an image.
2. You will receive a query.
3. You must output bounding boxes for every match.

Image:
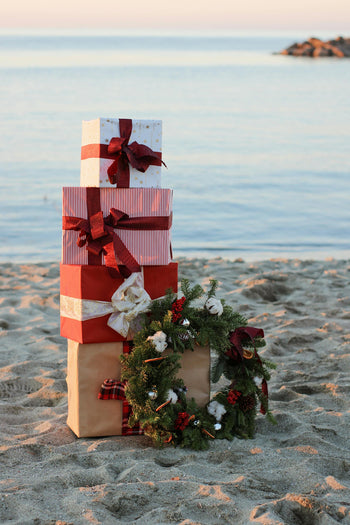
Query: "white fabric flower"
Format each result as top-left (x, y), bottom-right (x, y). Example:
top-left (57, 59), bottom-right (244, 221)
top-left (166, 389), bottom-right (178, 404)
top-left (61, 272), bottom-right (151, 338)
top-left (205, 297), bottom-right (223, 316)
top-left (107, 272), bottom-right (151, 337)
top-left (207, 400), bottom-right (227, 421)
top-left (147, 331), bottom-right (168, 353)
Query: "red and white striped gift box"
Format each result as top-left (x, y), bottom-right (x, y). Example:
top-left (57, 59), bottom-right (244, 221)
top-left (62, 187), bottom-right (173, 267)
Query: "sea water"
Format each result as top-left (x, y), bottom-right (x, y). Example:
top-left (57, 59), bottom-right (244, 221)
top-left (0, 30), bottom-right (349, 262)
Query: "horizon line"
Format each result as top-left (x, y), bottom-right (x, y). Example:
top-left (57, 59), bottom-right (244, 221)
top-left (0, 27), bottom-right (349, 37)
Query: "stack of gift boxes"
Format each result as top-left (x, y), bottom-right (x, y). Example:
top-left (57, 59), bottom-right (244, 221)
top-left (60, 118), bottom-right (210, 438)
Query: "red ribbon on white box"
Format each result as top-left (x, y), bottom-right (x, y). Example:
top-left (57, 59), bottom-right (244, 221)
top-left (81, 118), bottom-right (164, 188)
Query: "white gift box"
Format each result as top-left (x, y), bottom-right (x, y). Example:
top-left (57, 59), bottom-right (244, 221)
top-left (80, 118), bottom-right (163, 188)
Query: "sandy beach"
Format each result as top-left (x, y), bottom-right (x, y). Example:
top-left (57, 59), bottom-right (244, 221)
top-left (0, 257), bottom-right (349, 525)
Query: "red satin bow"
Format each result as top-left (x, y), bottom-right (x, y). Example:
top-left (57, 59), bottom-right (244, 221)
top-left (107, 119), bottom-right (165, 187)
top-left (63, 205), bottom-right (171, 277)
top-left (226, 326), bottom-right (264, 361)
top-left (63, 210), bottom-right (139, 277)
top-left (225, 326), bottom-right (268, 414)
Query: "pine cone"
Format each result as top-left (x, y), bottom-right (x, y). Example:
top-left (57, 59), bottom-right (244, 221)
top-left (239, 395), bottom-right (256, 413)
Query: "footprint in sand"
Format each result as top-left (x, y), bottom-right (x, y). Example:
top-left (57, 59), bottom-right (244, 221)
top-left (251, 493), bottom-right (349, 524)
top-left (0, 378), bottom-right (42, 397)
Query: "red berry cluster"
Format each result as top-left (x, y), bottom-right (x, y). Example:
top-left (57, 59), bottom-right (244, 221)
top-left (174, 412), bottom-right (190, 431)
top-left (171, 296), bottom-right (186, 322)
top-left (227, 389), bottom-right (242, 406)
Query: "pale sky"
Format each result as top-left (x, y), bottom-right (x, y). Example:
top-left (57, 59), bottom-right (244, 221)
top-left (1, 0), bottom-right (350, 31)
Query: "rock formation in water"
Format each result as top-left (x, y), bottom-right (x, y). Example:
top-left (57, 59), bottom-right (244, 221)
top-left (280, 36), bottom-right (350, 57)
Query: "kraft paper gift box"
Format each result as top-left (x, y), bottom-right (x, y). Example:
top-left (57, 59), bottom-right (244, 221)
top-left (66, 340), bottom-right (210, 438)
top-left (66, 340), bottom-right (136, 438)
top-left (80, 118), bottom-right (163, 188)
top-left (62, 187), bottom-right (173, 268)
top-left (60, 262), bottom-right (178, 344)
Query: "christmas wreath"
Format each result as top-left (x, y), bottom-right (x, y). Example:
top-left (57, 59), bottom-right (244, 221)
top-left (121, 279), bottom-right (276, 449)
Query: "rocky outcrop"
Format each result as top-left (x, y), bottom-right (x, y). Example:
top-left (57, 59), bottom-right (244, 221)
top-left (280, 36), bottom-right (350, 57)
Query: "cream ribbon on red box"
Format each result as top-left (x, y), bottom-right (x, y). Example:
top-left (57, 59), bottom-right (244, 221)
top-left (60, 272), bottom-right (152, 338)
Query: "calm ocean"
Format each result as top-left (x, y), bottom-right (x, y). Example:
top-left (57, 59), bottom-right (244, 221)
top-left (0, 30), bottom-right (349, 262)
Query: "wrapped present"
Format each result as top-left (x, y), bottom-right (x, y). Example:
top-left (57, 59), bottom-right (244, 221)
top-left (80, 118), bottom-right (163, 188)
top-left (66, 340), bottom-right (142, 437)
top-left (60, 263), bottom-right (178, 343)
top-left (66, 340), bottom-right (210, 438)
top-left (62, 187), bottom-right (173, 271)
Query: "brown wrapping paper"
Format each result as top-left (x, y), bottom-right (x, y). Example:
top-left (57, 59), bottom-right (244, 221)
top-left (66, 341), bottom-right (211, 438)
top-left (67, 340), bottom-right (125, 437)
top-left (164, 346), bottom-right (211, 408)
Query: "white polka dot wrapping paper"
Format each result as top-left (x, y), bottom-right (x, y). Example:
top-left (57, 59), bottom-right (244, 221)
top-left (80, 118), bottom-right (163, 188)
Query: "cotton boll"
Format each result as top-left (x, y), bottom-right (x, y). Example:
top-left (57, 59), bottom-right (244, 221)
top-left (147, 331), bottom-right (168, 353)
top-left (205, 297), bottom-right (223, 316)
top-left (207, 400), bottom-right (227, 421)
top-left (215, 403), bottom-right (227, 421)
top-left (207, 400), bottom-right (219, 418)
top-left (214, 423), bottom-right (222, 431)
top-left (166, 389), bottom-right (178, 404)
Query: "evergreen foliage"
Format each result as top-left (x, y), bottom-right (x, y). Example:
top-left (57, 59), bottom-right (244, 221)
top-left (121, 279), bottom-right (276, 448)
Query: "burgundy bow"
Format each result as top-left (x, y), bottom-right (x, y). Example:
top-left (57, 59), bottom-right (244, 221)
top-left (63, 197), bottom-right (171, 278)
top-left (63, 209), bottom-right (140, 277)
top-left (107, 119), bottom-right (165, 187)
top-left (226, 326), bottom-right (268, 415)
top-left (226, 326), bottom-right (264, 361)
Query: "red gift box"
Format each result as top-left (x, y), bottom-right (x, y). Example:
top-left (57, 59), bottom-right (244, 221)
top-left (60, 263), bottom-right (178, 343)
top-left (62, 187), bottom-right (173, 272)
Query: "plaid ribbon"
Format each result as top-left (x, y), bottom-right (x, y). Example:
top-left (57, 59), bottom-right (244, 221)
top-left (98, 379), bottom-right (126, 400)
top-left (97, 341), bottom-right (143, 436)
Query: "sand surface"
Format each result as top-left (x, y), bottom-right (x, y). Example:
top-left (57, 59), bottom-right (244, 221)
top-left (0, 257), bottom-right (350, 525)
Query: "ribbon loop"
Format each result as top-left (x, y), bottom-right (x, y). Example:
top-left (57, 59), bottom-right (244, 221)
top-left (107, 208), bottom-right (130, 227)
top-left (107, 136), bottom-right (126, 155)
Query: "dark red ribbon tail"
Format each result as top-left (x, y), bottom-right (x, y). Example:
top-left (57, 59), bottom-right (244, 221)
top-left (102, 235), bottom-right (140, 276)
top-left (107, 160), bottom-right (119, 185)
top-left (117, 156), bottom-right (131, 188)
top-left (260, 379), bottom-right (268, 414)
top-left (112, 235), bottom-right (141, 274)
top-left (118, 266), bottom-right (132, 279)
